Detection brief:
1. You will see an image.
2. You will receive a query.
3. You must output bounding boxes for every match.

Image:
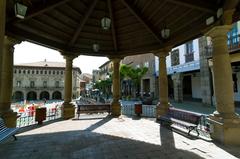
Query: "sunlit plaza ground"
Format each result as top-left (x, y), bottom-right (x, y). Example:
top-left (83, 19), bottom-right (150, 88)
top-left (0, 114), bottom-right (239, 159)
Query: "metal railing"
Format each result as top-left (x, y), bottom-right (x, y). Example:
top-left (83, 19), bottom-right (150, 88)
top-left (121, 103), bottom-right (210, 138)
top-left (16, 106), bottom-right (62, 128)
top-left (167, 60), bottom-right (200, 75)
top-left (185, 53), bottom-right (194, 63)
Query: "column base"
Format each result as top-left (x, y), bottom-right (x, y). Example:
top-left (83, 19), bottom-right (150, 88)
top-left (156, 102), bottom-right (169, 119)
top-left (62, 102), bottom-right (75, 120)
top-left (1, 110), bottom-right (17, 128)
top-left (111, 101), bottom-right (121, 117)
top-left (208, 113), bottom-right (240, 145)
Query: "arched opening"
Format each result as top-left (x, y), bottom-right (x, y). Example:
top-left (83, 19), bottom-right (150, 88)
top-left (52, 91), bottom-right (62, 100)
top-left (13, 91), bottom-right (24, 102)
top-left (27, 91), bottom-right (37, 101)
top-left (40, 91), bottom-right (50, 100)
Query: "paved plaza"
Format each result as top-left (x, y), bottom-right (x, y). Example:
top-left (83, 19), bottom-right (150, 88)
top-left (0, 114), bottom-right (239, 159)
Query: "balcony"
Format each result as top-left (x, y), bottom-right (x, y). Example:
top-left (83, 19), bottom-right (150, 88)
top-left (184, 53), bottom-right (194, 63)
top-left (167, 60), bottom-right (200, 75)
top-left (228, 34), bottom-right (240, 52)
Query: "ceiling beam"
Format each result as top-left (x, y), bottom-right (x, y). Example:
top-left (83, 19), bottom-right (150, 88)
top-left (224, 0), bottom-right (239, 10)
top-left (171, 13), bottom-right (206, 35)
top-left (69, 0), bottom-right (98, 46)
top-left (141, 0), bottom-right (152, 13)
top-left (168, 9), bottom-right (192, 27)
top-left (148, 1), bottom-right (167, 21)
top-left (121, 0), bottom-right (162, 44)
top-left (165, 0), bottom-right (216, 14)
top-left (11, 0), bottom-right (71, 23)
top-left (108, 0), bottom-right (118, 52)
top-left (7, 27), bottom-right (66, 51)
top-left (154, 5), bottom-right (178, 27)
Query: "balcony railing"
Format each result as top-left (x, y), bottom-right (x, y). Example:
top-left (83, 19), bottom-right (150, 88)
top-left (184, 53), bottom-right (194, 63)
top-left (228, 34), bottom-right (240, 52)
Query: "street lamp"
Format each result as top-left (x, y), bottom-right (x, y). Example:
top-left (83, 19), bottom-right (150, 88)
top-left (161, 28), bottom-right (170, 39)
top-left (101, 17), bottom-right (111, 30)
top-left (14, 2), bottom-right (28, 19)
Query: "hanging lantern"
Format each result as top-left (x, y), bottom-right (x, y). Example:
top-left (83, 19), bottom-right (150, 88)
top-left (93, 44), bottom-right (100, 52)
top-left (101, 17), bottom-right (111, 30)
top-left (161, 28), bottom-right (170, 39)
top-left (14, 2), bottom-right (28, 19)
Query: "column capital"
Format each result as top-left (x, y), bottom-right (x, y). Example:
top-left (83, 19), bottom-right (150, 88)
top-left (206, 25), bottom-right (232, 39)
top-left (63, 54), bottom-right (77, 61)
top-left (110, 57), bottom-right (122, 63)
top-left (153, 46), bottom-right (172, 58)
top-left (4, 36), bottom-right (21, 46)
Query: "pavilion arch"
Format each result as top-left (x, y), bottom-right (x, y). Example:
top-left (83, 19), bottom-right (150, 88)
top-left (12, 91), bottom-right (24, 102)
top-left (40, 91), bottom-right (50, 100)
top-left (27, 91), bottom-right (37, 101)
top-left (52, 91), bottom-right (62, 100)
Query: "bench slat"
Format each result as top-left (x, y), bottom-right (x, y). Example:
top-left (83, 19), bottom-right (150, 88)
top-left (0, 118), bottom-right (18, 142)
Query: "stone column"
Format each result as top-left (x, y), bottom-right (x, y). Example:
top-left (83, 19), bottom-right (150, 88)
top-left (199, 36), bottom-right (212, 105)
top-left (206, 25), bottom-right (240, 145)
top-left (155, 47), bottom-right (171, 119)
top-left (0, 0), bottom-right (6, 98)
top-left (0, 36), bottom-right (20, 127)
top-left (62, 55), bottom-right (76, 119)
top-left (111, 58), bottom-right (121, 116)
top-left (171, 73), bottom-right (183, 102)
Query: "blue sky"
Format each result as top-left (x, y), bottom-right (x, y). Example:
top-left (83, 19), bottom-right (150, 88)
top-left (14, 41), bottom-right (109, 74)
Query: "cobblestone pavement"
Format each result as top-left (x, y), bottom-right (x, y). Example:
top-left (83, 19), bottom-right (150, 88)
top-left (0, 114), bottom-right (239, 159)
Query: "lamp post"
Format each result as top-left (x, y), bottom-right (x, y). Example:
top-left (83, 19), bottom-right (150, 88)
top-left (14, 2), bottom-right (28, 19)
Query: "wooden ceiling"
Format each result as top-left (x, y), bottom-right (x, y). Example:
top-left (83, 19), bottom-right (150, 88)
top-left (5, 0), bottom-right (229, 57)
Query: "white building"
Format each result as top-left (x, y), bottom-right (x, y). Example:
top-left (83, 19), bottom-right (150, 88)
top-left (12, 60), bottom-right (81, 102)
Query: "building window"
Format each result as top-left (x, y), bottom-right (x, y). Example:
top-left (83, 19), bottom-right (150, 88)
top-left (40, 70), bottom-right (43, 74)
top-left (56, 71), bottom-right (59, 75)
top-left (14, 69), bottom-right (17, 74)
top-left (30, 81), bottom-right (35, 88)
top-left (19, 70), bottom-right (21, 74)
top-left (53, 71), bottom-right (55, 75)
top-left (228, 24), bottom-right (239, 50)
top-left (185, 41), bottom-right (194, 63)
top-left (45, 71), bottom-right (47, 74)
top-left (186, 41), bottom-right (194, 54)
top-left (28, 70), bottom-right (30, 74)
top-left (171, 49), bottom-right (180, 66)
top-left (55, 81), bottom-right (60, 88)
top-left (36, 70), bottom-right (39, 74)
top-left (23, 70), bottom-right (26, 74)
top-left (17, 81), bottom-right (21, 87)
top-left (61, 71), bottom-right (63, 75)
top-left (43, 81), bottom-right (47, 88)
top-left (49, 70), bottom-right (51, 74)
top-left (32, 70), bottom-right (35, 74)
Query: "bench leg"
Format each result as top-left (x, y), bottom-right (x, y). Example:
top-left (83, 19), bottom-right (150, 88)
top-left (13, 135), bottom-right (17, 141)
top-left (188, 126), bottom-right (199, 136)
top-left (195, 128), bottom-right (200, 136)
top-left (187, 126), bottom-right (195, 136)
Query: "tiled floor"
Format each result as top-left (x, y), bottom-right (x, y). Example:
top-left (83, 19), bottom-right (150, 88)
top-left (0, 114), bottom-right (239, 159)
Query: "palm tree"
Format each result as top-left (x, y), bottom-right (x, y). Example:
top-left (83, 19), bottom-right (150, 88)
top-left (120, 64), bottom-right (148, 98)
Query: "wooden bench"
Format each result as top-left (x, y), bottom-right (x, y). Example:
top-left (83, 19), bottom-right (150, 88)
top-left (0, 118), bottom-right (18, 142)
top-left (158, 107), bottom-right (202, 136)
top-left (76, 104), bottom-right (111, 119)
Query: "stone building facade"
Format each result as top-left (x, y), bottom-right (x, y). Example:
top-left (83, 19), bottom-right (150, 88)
top-left (12, 60), bottom-right (81, 102)
top-left (122, 53), bottom-right (157, 98)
